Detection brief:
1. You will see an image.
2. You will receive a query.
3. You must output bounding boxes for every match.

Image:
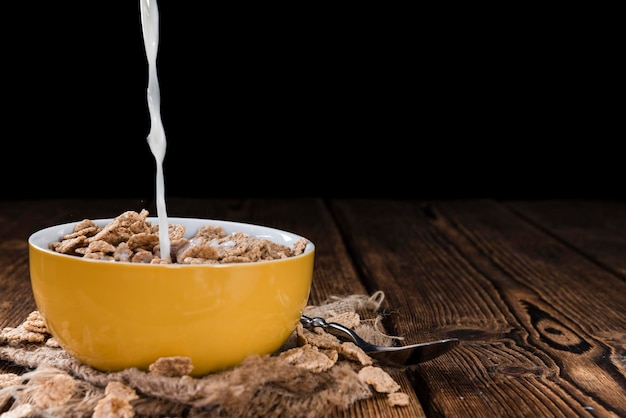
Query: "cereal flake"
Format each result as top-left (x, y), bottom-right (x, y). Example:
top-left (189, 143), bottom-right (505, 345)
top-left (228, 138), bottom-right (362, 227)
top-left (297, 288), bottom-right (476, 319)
top-left (148, 356), bottom-right (194, 377)
top-left (357, 366), bottom-right (401, 394)
top-left (387, 391), bottom-right (410, 407)
top-left (278, 344), bottom-right (337, 372)
top-left (48, 210), bottom-right (308, 265)
top-left (32, 373), bottom-right (76, 408)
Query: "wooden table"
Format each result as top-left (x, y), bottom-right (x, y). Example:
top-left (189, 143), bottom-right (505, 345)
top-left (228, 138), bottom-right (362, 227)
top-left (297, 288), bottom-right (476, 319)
top-left (1, 198), bottom-right (625, 417)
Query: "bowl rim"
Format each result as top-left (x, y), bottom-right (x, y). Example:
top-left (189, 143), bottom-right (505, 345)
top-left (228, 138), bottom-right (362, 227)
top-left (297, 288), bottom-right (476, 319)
top-left (29, 216), bottom-right (315, 267)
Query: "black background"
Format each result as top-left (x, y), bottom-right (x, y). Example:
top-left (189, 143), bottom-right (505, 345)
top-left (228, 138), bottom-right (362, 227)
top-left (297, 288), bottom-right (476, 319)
top-left (2, 4), bottom-right (621, 200)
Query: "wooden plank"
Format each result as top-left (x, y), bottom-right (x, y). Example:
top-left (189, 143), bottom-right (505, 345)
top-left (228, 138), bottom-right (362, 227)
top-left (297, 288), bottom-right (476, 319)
top-left (506, 200), bottom-right (626, 279)
top-left (329, 198), bottom-right (626, 417)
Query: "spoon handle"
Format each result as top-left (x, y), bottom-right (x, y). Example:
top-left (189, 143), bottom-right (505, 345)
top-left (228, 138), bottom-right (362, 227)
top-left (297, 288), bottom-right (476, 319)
top-left (300, 315), bottom-right (460, 366)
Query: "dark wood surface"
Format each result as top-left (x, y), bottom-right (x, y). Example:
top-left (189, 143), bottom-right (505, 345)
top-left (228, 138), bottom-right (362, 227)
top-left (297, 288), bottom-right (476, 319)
top-left (1, 198), bottom-right (625, 417)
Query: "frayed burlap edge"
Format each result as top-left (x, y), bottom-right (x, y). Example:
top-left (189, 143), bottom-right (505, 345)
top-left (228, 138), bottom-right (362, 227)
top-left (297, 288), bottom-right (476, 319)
top-left (1, 292), bottom-right (410, 417)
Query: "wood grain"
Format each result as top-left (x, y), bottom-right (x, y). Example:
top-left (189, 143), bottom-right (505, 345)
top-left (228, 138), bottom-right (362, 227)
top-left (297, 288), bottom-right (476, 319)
top-left (1, 198), bottom-right (625, 417)
top-left (329, 199), bottom-right (625, 417)
top-left (507, 200), bottom-right (626, 279)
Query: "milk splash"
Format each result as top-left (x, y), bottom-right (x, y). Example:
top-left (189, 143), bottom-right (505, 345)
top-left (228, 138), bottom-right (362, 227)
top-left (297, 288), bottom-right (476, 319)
top-left (140, 0), bottom-right (170, 261)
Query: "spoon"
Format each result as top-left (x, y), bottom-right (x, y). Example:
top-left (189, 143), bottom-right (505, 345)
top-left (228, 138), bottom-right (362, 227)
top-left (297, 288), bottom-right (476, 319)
top-left (300, 315), bottom-right (459, 367)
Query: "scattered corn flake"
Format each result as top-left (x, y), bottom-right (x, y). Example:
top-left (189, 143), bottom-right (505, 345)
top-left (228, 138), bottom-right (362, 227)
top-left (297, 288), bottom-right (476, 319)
top-left (1, 325), bottom-right (46, 343)
top-left (45, 337), bottom-right (61, 348)
top-left (148, 356), bottom-right (194, 377)
top-left (104, 381), bottom-right (139, 402)
top-left (295, 323), bottom-right (342, 351)
top-left (32, 373), bottom-right (76, 408)
top-left (325, 348), bottom-right (340, 363)
top-left (339, 342), bottom-right (373, 366)
top-left (278, 344), bottom-right (337, 372)
top-left (357, 366), bottom-right (401, 394)
top-left (387, 391), bottom-right (410, 407)
top-left (93, 395), bottom-right (135, 418)
top-left (23, 311), bottom-right (47, 334)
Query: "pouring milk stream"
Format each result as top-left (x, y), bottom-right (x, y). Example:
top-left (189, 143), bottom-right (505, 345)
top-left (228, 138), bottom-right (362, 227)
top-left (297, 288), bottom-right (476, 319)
top-left (140, 0), bottom-right (170, 261)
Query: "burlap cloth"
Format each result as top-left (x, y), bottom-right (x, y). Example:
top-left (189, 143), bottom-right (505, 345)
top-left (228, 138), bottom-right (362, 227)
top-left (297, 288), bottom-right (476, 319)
top-left (0, 291), bottom-right (411, 418)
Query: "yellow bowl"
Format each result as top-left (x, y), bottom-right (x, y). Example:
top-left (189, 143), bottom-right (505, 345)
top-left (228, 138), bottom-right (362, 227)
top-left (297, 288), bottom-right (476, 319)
top-left (28, 217), bottom-right (314, 376)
